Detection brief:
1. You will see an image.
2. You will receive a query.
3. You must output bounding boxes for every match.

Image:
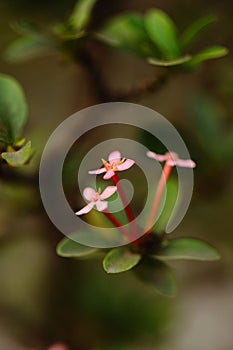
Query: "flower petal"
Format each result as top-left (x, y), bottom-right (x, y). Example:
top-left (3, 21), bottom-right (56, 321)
top-left (75, 203), bottom-right (94, 215)
top-left (100, 186), bottom-right (117, 200)
top-left (147, 151), bottom-right (168, 162)
top-left (117, 159), bottom-right (135, 171)
top-left (108, 150), bottom-right (121, 163)
top-left (174, 159), bottom-right (196, 168)
top-left (95, 200), bottom-right (108, 212)
top-left (83, 187), bottom-right (96, 201)
top-left (103, 170), bottom-right (115, 180)
top-left (88, 167), bottom-right (106, 175)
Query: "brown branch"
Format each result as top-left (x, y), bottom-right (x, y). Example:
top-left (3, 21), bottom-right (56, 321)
top-left (78, 45), bottom-right (168, 102)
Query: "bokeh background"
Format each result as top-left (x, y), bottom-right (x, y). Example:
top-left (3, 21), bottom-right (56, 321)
top-left (0, 0), bottom-right (232, 349)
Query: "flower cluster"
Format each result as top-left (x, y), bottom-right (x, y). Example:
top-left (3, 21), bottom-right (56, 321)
top-left (76, 150), bottom-right (195, 239)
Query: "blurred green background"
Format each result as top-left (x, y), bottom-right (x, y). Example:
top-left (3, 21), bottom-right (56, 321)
top-left (0, 0), bottom-right (232, 349)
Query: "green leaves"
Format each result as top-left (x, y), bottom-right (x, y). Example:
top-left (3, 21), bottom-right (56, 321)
top-left (99, 9), bottom-right (228, 68)
top-left (103, 247), bottom-right (141, 273)
top-left (136, 258), bottom-right (177, 297)
top-left (57, 237), bottom-right (98, 258)
top-left (1, 141), bottom-right (32, 167)
top-left (145, 9), bottom-right (180, 59)
top-left (188, 46), bottom-right (228, 67)
top-left (0, 74), bottom-right (28, 143)
top-left (155, 238), bottom-right (220, 261)
top-left (5, 35), bottom-right (54, 63)
top-left (98, 13), bottom-right (155, 58)
top-left (69, 0), bottom-right (97, 32)
top-left (180, 15), bottom-right (217, 49)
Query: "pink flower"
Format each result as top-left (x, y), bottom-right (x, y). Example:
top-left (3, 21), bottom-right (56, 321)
top-left (75, 186), bottom-right (117, 215)
top-left (88, 150), bottom-right (135, 180)
top-left (147, 151), bottom-right (196, 168)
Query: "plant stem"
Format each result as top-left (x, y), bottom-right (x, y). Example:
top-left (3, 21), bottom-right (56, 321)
top-left (146, 163), bottom-right (173, 232)
top-left (112, 173), bottom-right (138, 238)
top-left (103, 209), bottom-right (132, 242)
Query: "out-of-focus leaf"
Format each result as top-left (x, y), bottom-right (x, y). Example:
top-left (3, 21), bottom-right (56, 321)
top-left (0, 74), bottom-right (28, 142)
top-left (98, 13), bottom-right (156, 57)
top-left (148, 54), bottom-right (191, 67)
top-left (136, 258), bottom-right (177, 297)
top-left (69, 0), bottom-right (97, 31)
top-left (0, 130), bottom-right (10, 143)
top-left (144, 9), bottom-right (180, 59)
top-left (52, 23), bottom-right (86, 40)
top-left (189, 46), bottom-right (228, 66)
top-left (1, 140), bottom-right (31, 167)
top-left (189, 95), bottom-right (225, 157)
top-left (103, 247), bottom-right (141, 273)
top-left (10, 21), bottom-right (39, 35)
top-left (155, 238), bottom-right (220, 261)
top-left (57, 237), bottom-right (98, 258)
top-left (4, 35), bottom-right (54, 63)
top-left (180, 15), bottom-right (217, 49)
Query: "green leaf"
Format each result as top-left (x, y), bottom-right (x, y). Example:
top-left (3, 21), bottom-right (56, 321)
top-left (136, 258), bottom-right (177, 297)
top-left (57, 237), bottom-right (98, 258)
top-left (155, 238), bottom-right (220, 261)
top-left (103, 247), bottom-right (141, 274)
top-left (0, 130), bottom-right (10, 143)
top-left (148, 54), bottom-right (191, 67)
top-left (69, 0), bottom-right (97, 31)
top-left (144, 9), bottom-right (180, 59)
top-left (1, 141), bottom-right (32, 167)
top-left (4, 35), bottom-right (54, 63)
top-left (189, 46), bottom-right (228, 66)
top-left (0, 74), bottom-right (28, 142)
top-left (98, 13), bottom-right (155, 58)
top-left (10, 21), bottom-right (39, 36)
top-left (180, 15), bottom-right (217, 50)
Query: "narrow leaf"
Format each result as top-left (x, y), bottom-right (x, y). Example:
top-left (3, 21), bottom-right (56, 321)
top-left (189, 46), bottom-right (228, 66)
top-left (4, 35), bottom-right (54, 63)
top-left (103, 247), bottom-right (141, 274)
top-left (57, 237), bottom-right (98, 258)
top-left (69, 0), bottom-right (97, 31)
top-left (155, 238), bottom-right (220, 261)
top-left (144, 9), bottom-right (180, 59)
top-left (98, 13), bottom-right (155, 58)
top-left (1, 141), bottom-right (31, 167)
top-left (180, 15), bottom-right (217, 49)
top-left (148, 55), bottom-right (191, 67)
top-left (136, 258), bottom-right (177, 297)
top-left (0, 74), bottom-right (28, 141)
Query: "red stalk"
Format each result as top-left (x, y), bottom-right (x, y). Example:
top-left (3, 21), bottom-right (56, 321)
top-left (103, 209), bottom-right (132, 241)
top-left (146, 162), bottom-right (172, 232)
top-left (112, 173), bottom-right (138, 237)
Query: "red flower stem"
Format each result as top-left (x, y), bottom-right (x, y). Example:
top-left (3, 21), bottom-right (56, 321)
top-left (112, 173), bottom-right (138, 237)
top-left (146, 162), bottom-right (173, 232)
top-left (103, 209), bottom-right (132, 241)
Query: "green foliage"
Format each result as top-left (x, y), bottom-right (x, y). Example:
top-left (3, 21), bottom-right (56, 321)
top-left (136, 258), bottom-right (177, 297)
top-left (97, 13), bottom-right (156, 58)
top-left (69, 0), bottom-right (97, 32)
top-left (187, 46), bottom-right (228, 67)
top-left (57, 237), bottom-right (98, 258)
top-left (189, 95), bottom-right (233, 163)
top-left (5, 34), bottom-right (54, 63)
top-left (1, 141), bottom-right (32, 167)
top-left (155, 238), bottom-right (220, 261)
top-left (99, 9), bottom-right (228, 68)
top-left (144, 9), bottom-right (180, 59)
top-left (103, 247), bottom-right (141, 273)
top-left (180, 15), bottom-right (217, 49)
top-left (0, 74), bottom-right (28, 143)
